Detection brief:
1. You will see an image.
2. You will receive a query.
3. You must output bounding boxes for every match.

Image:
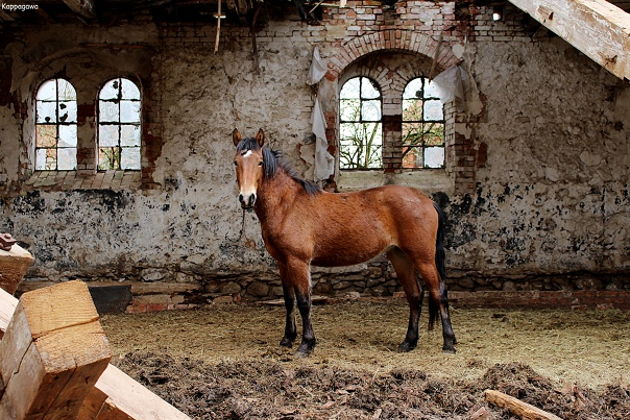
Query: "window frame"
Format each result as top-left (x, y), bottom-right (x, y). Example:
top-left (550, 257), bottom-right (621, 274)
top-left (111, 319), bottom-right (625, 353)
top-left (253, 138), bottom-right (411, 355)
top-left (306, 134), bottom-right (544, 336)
top-left (96, 77), bottom-right (142, 171)
top-left (34, 78), bottom-right (78, 171)
top-left (402, 77), bottom-right (446, 170)
top-left (338, 76), bottom-right (384, 171)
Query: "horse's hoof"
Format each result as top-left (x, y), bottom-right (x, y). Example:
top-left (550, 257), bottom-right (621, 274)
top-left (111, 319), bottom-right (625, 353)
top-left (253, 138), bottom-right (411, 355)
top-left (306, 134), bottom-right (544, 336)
top-left (442, 345), bottom-right (456, 354)
top-left (279, 337), bottom-right (294, 348)
top-left (396, 341), bottom-right (417, 353)
top-left (295, 341), bottom-right (315, 357)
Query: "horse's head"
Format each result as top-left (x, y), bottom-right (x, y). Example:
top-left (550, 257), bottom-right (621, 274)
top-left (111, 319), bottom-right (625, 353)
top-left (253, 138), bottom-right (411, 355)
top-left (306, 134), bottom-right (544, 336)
top-left (232, 128), bottom-right (266, 210)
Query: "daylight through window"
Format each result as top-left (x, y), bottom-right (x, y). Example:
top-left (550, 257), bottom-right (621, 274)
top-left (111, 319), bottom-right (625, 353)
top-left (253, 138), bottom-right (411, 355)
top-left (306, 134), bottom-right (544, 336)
top-left (98, 78), bottom-right (141, 170)
top-left (35, 79), bottom-right (77, 170)
top-left (339, 77), bottom-right (383, 169)
top-left (402, 78), bottom-right (445, 169)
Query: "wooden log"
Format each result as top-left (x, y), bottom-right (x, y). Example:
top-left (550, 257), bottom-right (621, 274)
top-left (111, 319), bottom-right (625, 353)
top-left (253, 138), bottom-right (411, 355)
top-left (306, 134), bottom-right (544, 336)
top-left (0, 243), bottom-right (34, 295)
top-left (0, 280), bottom-right (111, 420)
top-left (0, 285), bottom-right (190, 420)
top-left (484, 389), bottom-right (563, 420)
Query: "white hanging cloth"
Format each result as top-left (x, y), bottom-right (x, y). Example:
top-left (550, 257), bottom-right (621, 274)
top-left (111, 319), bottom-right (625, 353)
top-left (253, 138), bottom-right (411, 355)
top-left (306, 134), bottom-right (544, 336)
top-left (307, 47), bottom-right (327, 85)
top-left (431, 65), bottom-right (469, 103)
top-left (312, 97), bottom-right (335, 181)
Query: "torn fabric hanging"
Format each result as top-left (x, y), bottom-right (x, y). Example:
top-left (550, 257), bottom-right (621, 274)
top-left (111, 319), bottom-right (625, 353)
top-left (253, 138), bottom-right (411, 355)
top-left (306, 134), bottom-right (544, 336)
top-left (431, 65), bottom-right (469, 103)
top-left (307, 47), bottom-right (327, 85)
top-left (312, 97), bottom-right (334, 181)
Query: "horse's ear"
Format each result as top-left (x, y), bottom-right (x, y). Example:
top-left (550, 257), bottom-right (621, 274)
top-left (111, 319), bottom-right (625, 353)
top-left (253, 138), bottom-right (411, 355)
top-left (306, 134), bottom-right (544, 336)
top-left (232, 128), bottom-right (242, 146)
top-left (256, 128), bottom-right (265, 147)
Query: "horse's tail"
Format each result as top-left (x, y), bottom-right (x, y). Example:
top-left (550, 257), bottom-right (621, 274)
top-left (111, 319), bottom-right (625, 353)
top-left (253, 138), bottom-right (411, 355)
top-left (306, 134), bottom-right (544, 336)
top-left (429, 201), bottom-right (447, 330)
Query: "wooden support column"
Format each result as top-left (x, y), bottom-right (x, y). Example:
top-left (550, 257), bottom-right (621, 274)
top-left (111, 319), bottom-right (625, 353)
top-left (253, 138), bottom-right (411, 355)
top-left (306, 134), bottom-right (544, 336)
top-left (507, 0), bottom-right (630, 80)
top-left (0, 280), bottom-right (111, 420)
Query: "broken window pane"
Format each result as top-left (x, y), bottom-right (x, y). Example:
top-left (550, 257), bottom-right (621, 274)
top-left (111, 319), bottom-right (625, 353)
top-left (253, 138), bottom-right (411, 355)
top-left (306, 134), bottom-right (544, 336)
top-left (36, 80), bottom-right (56, 101)
top-left (425, 147), bottom-right (445, 168)
top-left (361, 78), bottom-right (380, 99)
top-left (424, 79), bottom-right (440, 98)
top-left (402, 146), bottom-right (423, 169)
top-left (36, 125), bottom-right (56, 148)
top-left (402, 99), bottom-right (422, 121)
top-left (121, 78), bottom-right (141, 100)
top-left (121, 147), bottom-right (141, 170)
top-left (403, 78), bottom-right (423, 99)
top-left (424, 123), bottom-right (445, 145)
top-left (120, 125), bottom-right (140, 147)
top-left (340, 77), bottom-right (360, 99)
top-left (120, 100), bottom-right (141, 123)
top-left (99, 125), bottom-right (119, 147)
top-left (58, 125), bottom-right (77, 148)
top-left (402, 122), bottom-right (424, 146)
top-left (340, 99), bottom-right (360, 122)
top-left (424, 100), bottom-right (443, 121)
top-left (36, 148), bottom-right (57, 170)
top-left (361, 100), bottom-right (381, 121)
top-left (57, 79), bottom-right (76, 101)
top-left (100, 79), bottom-right (120, 100)
top-left (99, 100), bottom-right (119, 123)
top-left (57, 147), bottom-right (77, 170)
top-left (58, 101), bottom-right (77, 123)
top-left (37, 101), bottom-right (56, 123)
top-left (99, 147), bottom-right (120, 170)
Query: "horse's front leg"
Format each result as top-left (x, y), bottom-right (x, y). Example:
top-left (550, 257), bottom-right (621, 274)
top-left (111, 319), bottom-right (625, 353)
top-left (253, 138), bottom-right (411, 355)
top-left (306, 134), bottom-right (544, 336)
top-left (278, 263), bottom-right (297, 347)
top-left (285, 258), bottom-right (316, 357)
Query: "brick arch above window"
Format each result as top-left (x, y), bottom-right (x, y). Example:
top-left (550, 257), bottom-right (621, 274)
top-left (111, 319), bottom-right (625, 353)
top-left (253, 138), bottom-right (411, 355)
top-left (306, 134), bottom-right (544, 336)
top-left (327, 30), bottom-right (459, 79)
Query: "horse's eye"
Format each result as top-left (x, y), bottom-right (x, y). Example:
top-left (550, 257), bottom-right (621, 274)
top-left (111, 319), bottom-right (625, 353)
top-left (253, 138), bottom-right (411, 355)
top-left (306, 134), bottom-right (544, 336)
top-left (258, 161), bottom-right (263, 166)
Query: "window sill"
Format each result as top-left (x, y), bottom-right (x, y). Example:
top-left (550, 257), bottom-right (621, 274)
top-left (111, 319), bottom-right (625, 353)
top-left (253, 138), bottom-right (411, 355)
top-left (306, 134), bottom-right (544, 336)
top-left (337, 169), bottom-right (453, 194)
top-left (23, 170), bottom-right (141, 192)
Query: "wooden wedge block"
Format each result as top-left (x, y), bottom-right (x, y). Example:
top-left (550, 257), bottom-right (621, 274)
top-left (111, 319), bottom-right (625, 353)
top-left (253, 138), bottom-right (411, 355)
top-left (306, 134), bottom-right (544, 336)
top-left (0, 285), bottom-right (191, 420)
top-left (0, 244), bottom-right (34, 295)
top-left (485, 389), bottom-right (563, 420)
top-left (0, 280), bottom-right (111, 420)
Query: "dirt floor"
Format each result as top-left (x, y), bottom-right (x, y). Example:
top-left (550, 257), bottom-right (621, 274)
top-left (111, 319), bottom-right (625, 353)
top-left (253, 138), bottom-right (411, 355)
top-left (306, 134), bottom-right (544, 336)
top-left (102, 300), bottom-right (630, 419)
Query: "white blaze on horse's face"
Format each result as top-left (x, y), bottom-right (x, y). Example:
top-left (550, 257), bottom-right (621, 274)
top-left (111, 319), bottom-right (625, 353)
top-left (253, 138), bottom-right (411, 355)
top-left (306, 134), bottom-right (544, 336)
top-left (234, 147), bottom-right (264, 210)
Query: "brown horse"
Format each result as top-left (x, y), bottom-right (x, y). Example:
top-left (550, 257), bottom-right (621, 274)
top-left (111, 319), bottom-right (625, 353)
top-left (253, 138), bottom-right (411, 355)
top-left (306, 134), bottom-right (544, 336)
top-left (232, 128), bottom-right (456, 357)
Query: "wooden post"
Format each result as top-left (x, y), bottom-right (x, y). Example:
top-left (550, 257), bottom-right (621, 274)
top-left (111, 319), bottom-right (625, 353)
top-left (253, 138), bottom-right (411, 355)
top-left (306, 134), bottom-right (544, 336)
top-left (485, 389), bottom-right (564, 420)
top-left (0, 280), bottom-right (111, 420)
top-left (0, 243), bottom-right (35, 296)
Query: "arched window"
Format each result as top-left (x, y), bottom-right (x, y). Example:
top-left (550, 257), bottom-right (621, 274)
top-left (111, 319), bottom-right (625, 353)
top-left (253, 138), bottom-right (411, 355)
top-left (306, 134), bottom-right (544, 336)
top-left (98, 78), bottom-right (141, 170)
top-left (339, 77), bottom-right (383, 169)
top-left (35, 79), bottom-right (77, 170)
top-left (402, 78), bottom-right (445, 168)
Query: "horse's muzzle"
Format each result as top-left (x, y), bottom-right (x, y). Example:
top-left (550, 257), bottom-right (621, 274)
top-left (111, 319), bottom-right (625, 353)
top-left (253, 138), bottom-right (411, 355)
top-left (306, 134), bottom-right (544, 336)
top-left (239, 193), bottom-right (256, 210)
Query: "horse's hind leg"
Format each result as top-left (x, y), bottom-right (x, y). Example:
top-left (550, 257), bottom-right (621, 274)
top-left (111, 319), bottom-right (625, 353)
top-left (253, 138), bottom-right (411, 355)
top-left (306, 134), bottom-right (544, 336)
top-left (387, 247), bottom-right (424, 352)
top-left (415, 261), bottom-right (456, 353)
top-left (278, 262), bottom-right (297, 347)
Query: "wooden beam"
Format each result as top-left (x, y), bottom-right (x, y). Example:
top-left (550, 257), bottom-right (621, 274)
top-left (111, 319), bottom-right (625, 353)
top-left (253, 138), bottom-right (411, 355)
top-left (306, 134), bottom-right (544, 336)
top-left (62, 0), bottom-right (95, 19)
top-left (0, 281), bottom-right (111, 419)
top-left (507, 0), bottom-right (630, 80)
top-left (0, 286), bottom-right (190, 420)
top-left (0, 244), bottom-right (34, 296)
top-left (485, 389), bottom-right (563, 420)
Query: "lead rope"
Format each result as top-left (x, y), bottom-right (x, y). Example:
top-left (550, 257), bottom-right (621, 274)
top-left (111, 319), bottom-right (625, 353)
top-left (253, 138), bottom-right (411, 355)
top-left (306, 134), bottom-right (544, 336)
top-left (236, 208), bottom-right (247, 242)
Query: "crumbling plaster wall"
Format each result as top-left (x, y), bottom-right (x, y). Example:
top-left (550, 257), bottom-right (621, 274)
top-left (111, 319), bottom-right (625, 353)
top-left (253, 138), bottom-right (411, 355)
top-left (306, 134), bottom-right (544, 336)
top-left (0, 2), bottom-right (628, 306)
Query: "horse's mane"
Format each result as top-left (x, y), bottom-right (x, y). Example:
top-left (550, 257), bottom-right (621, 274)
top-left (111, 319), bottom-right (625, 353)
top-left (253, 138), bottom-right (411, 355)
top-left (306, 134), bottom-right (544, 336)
top-left (236, 137), bottom-right (321, 196)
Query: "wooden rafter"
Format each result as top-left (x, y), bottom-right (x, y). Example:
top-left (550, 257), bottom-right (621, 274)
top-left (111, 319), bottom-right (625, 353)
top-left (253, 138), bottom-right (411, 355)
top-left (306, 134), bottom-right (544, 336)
top-left (62, 0), bottom-right (95, 19)
top-left (508, 0), bottom-right (630, 80)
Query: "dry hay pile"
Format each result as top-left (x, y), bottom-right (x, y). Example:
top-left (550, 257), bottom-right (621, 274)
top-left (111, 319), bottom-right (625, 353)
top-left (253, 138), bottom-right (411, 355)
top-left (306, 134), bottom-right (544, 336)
top-left (116, 352), bottom-right (630, 419)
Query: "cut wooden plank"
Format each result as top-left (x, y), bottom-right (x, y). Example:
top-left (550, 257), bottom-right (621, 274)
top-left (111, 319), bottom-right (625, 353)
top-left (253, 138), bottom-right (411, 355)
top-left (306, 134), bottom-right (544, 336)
top-left (507, 0), bottom-right (630, 80)
top-left (485, 389), bottom-right (563, 420)
top-left (0, 284), bottom-right (191, 420)
top-left (0, 243), bottom-right (35, 295)
top-left (0, 280), bottom-right (111, 420)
